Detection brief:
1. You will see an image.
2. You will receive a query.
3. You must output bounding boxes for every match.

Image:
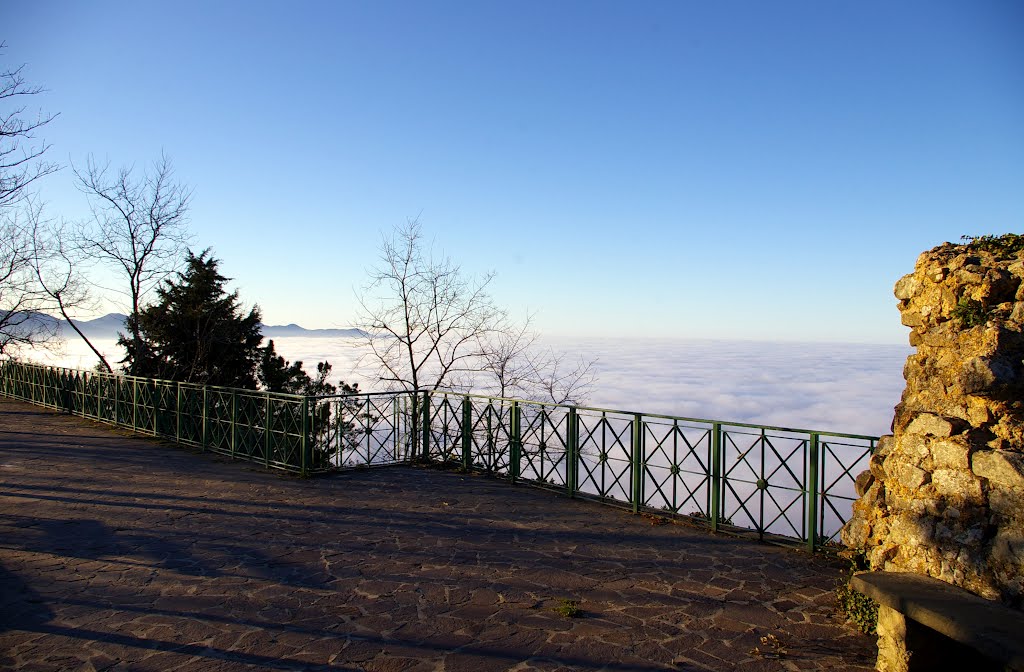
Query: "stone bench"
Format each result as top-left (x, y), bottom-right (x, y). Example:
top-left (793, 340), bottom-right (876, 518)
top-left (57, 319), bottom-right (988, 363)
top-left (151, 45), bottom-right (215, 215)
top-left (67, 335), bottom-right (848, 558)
top-left (851, 571), bottom-right (1024, 672)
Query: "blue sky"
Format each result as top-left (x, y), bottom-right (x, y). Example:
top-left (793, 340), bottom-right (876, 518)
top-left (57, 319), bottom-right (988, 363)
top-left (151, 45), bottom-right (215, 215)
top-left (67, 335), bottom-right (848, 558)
top-left (6, 1), bottom-right (1023, 343)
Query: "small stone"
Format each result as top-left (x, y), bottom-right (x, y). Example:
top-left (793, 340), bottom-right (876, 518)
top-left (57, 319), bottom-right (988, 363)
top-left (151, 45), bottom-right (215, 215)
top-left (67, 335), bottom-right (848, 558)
top-left (989, 489), bottom-right (1024, 517)
top-left (959, 357), bottom-right (1018, 396)
top-left (870, 543), bottom-right (899, 568)
top-left (930, 439), bottom-right (969, 470)
top-left (897, 463), bottom-right (928, 490)
top-left (901, 434), bottom-right (929, 459)
top-left (870, 453), bottom-right (889, 480)
top-left (905, 413), bottom-right (954, 438)
top-left (932, 469), bottom-right (982, 500)
top-left (894, 274), bottom-right (921, 300)
top-left (855, 470), bottom-right (875, 497)
top-left (966, 397), bottom-right (991, 425)
top-left (972, 450), bottom-right (1024, 490)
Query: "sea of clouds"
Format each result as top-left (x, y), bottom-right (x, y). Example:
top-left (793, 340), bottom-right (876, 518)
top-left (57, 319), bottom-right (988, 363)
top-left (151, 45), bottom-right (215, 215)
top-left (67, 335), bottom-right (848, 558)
top-left (28, 334), bottom-right (910, 438)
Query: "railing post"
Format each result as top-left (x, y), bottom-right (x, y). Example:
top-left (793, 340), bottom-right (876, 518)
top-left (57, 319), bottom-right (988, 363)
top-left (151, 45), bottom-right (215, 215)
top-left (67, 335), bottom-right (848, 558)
top-left (807, 433), bottom-right (820, 552)
top-left (201, 386), bottom-right (208, 452)
top-left (264, 392), bottom-right (272, 468)
top-left (461, 396), bottom-right (472, 470)
top-left (175, 382), bottom-right (182, 443)
top-left (409, 394), bottom-right (417, 461)
top-left (63, 372), bottom-right (73, 414)
top-left (510, 401), bottom-right (521, 482)
top-left (632, 413), bottom-right (643, 514)
top-left (300, 396), bottom-right (311, 476)
top-left (421, 391), bottom-right (431, 462)
top-left (711, 422), bottom-right (722, 532)
top-left (391, 397), bottom-right (399, 462)
top-left (566, 407), bottom-right (578, 497)
top-left (230, 388), bottom-right (238, 459)
top-left (132, 378), bottom-right (138, 431)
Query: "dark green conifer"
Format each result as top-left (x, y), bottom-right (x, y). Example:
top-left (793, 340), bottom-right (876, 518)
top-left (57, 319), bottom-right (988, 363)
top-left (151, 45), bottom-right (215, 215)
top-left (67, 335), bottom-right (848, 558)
top-left (120, 250), bottom-right (262, 388)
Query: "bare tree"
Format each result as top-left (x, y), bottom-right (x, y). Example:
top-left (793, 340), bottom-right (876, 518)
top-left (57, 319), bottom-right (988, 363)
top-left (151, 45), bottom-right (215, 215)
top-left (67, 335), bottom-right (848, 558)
top-left (477, 315), bottom-right (540, 399)
top-left (357, 220), bottom-right (510, 460)
top-left (358, 220), bottom-right (599, 409)
top-left (356, 219), bottom-right (506, 395)
top-left (0, 45), bottom-right (60, 356)
top-left (0, 44), bottom-right (58, 210)
top-left (74, 151), bottom-right (192, 374)
top-left (525, 348), bottom-right (598, 406)
top-left (0, 206), bottom-right (55, 356)
top-left (27, 203), bottom-right (113, 371)
top-left (478, 315), bottom-right (598, 406)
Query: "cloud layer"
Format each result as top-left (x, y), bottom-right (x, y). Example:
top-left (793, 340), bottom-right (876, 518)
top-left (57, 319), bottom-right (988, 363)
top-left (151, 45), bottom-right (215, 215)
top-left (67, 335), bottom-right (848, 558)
top-left (33, 335), bottom-right (910, 438)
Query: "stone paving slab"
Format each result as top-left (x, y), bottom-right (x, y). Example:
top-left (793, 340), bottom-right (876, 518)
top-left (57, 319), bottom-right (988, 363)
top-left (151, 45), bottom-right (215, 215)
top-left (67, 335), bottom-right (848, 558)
top-left (0, 398), bottom-right (876, 671)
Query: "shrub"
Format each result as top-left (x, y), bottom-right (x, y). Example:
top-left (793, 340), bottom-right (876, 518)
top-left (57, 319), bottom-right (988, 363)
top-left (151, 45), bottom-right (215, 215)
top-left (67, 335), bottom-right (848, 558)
top-left (553, 598), bottom-right (582, 618)
top-left (960, 233), bottom-right (1024, 258)
top-left (836, 550), bottom-right (878, 634)
top-left (951, 296), bottom-right (987, 329)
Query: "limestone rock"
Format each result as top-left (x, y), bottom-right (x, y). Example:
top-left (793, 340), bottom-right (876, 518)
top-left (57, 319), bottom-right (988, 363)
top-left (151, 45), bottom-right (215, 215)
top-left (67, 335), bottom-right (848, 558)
top-left (842, 237), bottom-right (1024, 610)
top-left (972, 450), bottom-right (1024, 490)
top-left (905, 413), bottom-right (955, 438)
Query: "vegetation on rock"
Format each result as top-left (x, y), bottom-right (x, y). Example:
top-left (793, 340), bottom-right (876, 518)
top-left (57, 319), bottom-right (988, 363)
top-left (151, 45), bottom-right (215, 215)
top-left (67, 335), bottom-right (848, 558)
top-left (835, 551), bottom-right (878, 634)
top-left (960, 233), bottom-right (1024, 258)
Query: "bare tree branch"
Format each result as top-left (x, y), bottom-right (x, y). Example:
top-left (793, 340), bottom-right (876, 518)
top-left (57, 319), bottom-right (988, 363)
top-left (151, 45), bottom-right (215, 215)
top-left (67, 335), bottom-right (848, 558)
top-left (0, 204), bottom-right (57, 356)
top-left (73, 151), bottom-right (193, 374)
top-left (0, 43), bottom-right (59, 211)
top-left (477, 314), bottom-right (598, 405)
top-left (0, 44), bottom-right (60, 357)
top-left (356, 219), bottom-right (599, 410)
top-left (27, 201), bottom-right (113, 371)
top-left (525, 348), bottom-right (598, 406)
top-left (355, 219), bottom-right (506, 395)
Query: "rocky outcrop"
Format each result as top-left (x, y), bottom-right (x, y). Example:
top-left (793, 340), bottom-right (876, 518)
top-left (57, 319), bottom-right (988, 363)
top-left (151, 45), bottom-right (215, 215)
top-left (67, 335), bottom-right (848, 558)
top-left (842, 235), bottom-right (1024, 608)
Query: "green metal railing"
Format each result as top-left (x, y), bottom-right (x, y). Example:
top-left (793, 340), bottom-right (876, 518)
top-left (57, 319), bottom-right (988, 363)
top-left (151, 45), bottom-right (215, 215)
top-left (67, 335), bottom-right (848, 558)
top-left (0, 361), bottom-right (314, 472)
top-left (419, 391), bottom-right (876, 550)
top-left (0, 360), bottom-right (877, 550)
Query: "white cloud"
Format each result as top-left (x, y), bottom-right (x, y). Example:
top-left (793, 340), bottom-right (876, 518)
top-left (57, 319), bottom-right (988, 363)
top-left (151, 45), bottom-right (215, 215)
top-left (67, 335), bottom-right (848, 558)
top-left (31, 334), bottom-right (909, 437)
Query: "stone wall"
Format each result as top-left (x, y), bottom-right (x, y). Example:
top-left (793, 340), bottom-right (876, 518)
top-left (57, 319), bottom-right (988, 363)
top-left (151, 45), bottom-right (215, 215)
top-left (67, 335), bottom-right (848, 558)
top-left (842, 236), bottom-right (1024, 608)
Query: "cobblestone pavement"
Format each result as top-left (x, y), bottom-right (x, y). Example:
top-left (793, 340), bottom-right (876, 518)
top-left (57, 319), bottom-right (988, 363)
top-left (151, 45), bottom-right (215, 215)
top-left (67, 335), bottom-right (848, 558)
top-left (0, 398), bottom-right (876, 671)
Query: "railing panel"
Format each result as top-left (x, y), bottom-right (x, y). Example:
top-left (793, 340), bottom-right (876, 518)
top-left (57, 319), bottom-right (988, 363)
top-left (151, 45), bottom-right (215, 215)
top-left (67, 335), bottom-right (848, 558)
top-left (519, 403), bottom-right (570, 488)
top-left (427, 394), bottom-right (463, 464)
top-left (818, 435), bottom-right (876, 545)
top-left (466, 400), bottom-right (513, 474)
top-left (310, 392), bottom-right (410, 470)
top-left (642, 419), bottom-right (713, 518)
top-left (576, 411), bottom-right (634, 503)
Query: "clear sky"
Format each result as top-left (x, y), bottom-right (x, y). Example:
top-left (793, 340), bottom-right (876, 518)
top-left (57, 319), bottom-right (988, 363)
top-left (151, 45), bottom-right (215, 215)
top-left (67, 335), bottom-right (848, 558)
top-left (5, 1), bottom-right (1023, 343)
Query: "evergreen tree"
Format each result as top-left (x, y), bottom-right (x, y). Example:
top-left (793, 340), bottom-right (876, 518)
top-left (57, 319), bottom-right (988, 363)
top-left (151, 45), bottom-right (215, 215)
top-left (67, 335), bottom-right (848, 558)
top-left (121, 250), bottom-right (262, 387)
top-left (258, 339), bottom-right (357, 396)
top-left (258, 339), bottom-right (310, 393)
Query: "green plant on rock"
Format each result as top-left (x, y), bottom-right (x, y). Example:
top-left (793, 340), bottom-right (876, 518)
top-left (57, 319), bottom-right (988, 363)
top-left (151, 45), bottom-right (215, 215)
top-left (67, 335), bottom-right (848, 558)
top-left (553, 598), bottom-right (582, 618)
top-left (835, 550), bottom-right (878, 634)
top-left (951, 296), bottom-right (987, 329)
top-left (960, 233), bottom-right (1024, 258)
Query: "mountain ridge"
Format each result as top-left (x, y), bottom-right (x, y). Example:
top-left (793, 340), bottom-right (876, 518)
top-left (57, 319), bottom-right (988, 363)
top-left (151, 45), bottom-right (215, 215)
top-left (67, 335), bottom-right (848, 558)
top-left (2, 311), bottom-right (366, 340)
